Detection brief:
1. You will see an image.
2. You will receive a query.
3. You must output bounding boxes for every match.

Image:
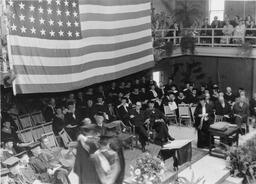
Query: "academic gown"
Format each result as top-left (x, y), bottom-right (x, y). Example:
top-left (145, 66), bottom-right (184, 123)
top-left (74, 141), bottom-right (101, 184)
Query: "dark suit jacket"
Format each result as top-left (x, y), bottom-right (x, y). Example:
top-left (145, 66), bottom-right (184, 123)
top-left (117, 105), bottom-right (130, 122)
top-left (215, 101), bottom-right (232, 116)
top-left (194, 103), bottom-right (214, 129)
top-left (129, 109), bottom-right (146, 127)
top-left (44, 105), bottom-right (55, 122)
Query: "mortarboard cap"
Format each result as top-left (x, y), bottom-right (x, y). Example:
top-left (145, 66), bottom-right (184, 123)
top-left (2, 157), bottom-right (20, 168)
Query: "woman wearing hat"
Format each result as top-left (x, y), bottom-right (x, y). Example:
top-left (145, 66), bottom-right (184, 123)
top-left (194, 95), bottom-right (214, 148)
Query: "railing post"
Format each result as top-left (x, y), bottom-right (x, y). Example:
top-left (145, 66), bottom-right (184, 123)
top-left (174, 30), bottom-right (176, 45)
top-left (211, 29), bottom-right (214, 47)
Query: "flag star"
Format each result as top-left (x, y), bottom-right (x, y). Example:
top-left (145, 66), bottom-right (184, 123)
top-left (57, 20), bottom-right (63, 26)
top-left (10, 24), bottom-right (17, 31)
top-left (30, 27), bottom-right (36, 34)
top-left (56, 0), bottom-right (61, 5)
top-left (59, 30), bottom-right (64, 36)
top-left (39, 17), bottom-right (45, 24)
top-left (65, 10), bottom-right (70, 16)
top-left (9, 0), bottom-right (14, 7)
top-left (38, 7), bottom-right (44, 14)
top-left (47, 0), bottom-right (52, 4)
top-left (49, 30), bottom-right (55, 37)
top-left (73, 11), bottom-right (78, 17)
top-left (29, 16), bottom-right (35, 23)
top-left (66, 21), bottom-right (71, 27)
top-left (38, 0), bottom-right (43, 2)
top-left (20, 26), bottom-right (27, 33)
top-left (29, 4), bottom-right (35, 12)
top-left (40, 29), bottom-right (46, 36)
top-left (64, 0), bottom-right (68, 6)
top-left (67, 31), bottom-right (72, 37)
top-left (12, 14), bottom-right (15, 19)
top-left (47, 8), bottom-right (53, 14)
top-left (19, 2), bottom-right (25, 10)
top-left (75, 31), bottom-right (80, 37)
top-left (74, 21), bottom-right (79, 27)
top-left (56, 9), bottom-right (61, 15)
top-left (48, 19), bottom-right (54, 26)
top-left (72, 2), bottom-right (77, 7)
top-left (19, 14), bottom-right (25, 21)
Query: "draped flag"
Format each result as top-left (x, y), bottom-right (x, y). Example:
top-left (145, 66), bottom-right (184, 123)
top-left (7, 0), bottom-right (154, 94)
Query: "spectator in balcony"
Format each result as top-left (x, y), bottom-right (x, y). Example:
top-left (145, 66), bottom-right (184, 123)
top-left (166, 22), bottom-right (180, 44)
top-left (246, 21), bottom-right (256, 44)
top-left (211, 16), bottom-right (222, 43)
top-left (233, 19), bottom-right (246, 44)
top-left (200, 18), bottom-right (211, 43)
top-left (221, 20), bottom-right (234, 44)
top-left (245, 15), bottom-right (253, 27)
top-left (230, 15), bottom-right (240, 27)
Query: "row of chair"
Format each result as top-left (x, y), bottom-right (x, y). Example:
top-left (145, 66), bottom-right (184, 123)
top-left (10, 111), bottom-right (45, 130)
top-left (164, 104), bottom-right (197, 126)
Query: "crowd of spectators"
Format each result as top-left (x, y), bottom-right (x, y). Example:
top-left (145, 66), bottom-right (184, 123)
top-left (1, 74), bottom-right (256, 183)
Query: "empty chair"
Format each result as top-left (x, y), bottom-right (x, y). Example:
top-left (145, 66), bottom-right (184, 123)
top-left (32, 125), bottom-right (45, 141)
top-left (18, 129), bottom-right (34, 143)
top-left (178, 104), bottom-right (192, 126)
top-left (42, 122), bottom-right (53, 133)
top-left (18, 114), bottom-right (33, 129)
top-left (59, 129), bottom-right (73, 148)
top-left (42, 131), bottom-right (59, 148)
top-left (164, 105), bottom-right (178, 124)
top-left (31, 111), bottom-right (45, 125)
top-left (214, 115), bottom-right (224, 123)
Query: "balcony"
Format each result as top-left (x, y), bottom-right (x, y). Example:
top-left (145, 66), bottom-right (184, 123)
top-left (154, 28), bottom-right (256, 59)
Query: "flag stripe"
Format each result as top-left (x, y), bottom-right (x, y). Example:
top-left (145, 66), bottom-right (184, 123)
top-left (14, 61), bottom-right (154, 94)
top-left (11, 36), bottom-right (151, 57)
top-left (80, 16), bottom-right (150, 30)
top-left (14, 48), bottom-right (152, 75)
top-left (80, 10), bottom-right (150, 22)
top-left (15, 55), bottom-right (153, 84)
top-left (9, 29), bottom-right (151, 49)
top-left (79, 3), bottom-right (150, 14)
top-left (79, 0), bottom-right (149, 6)
top-left (81, 23), bottom-right (151, 38)
top-left (12, 42), bottom-right (152, 66)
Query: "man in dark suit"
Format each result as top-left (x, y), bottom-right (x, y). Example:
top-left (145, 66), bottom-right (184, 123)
top-left (117, 97), bottom-right (131, 127)
top-left (64, 102), bottom-right (79, 140)
top-left (44, 98), bottom-right (56, 122)
top-left (94, 96), bottom-right (111, 119)
top-left (129, 101), bottom-right (149, 152)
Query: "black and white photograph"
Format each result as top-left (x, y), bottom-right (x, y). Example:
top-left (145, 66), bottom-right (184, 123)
top-left (1, 0), bottom-right (256, 183)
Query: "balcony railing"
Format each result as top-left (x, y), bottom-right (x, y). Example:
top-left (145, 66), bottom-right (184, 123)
top-left (154, 28), bottom-right (256, 48)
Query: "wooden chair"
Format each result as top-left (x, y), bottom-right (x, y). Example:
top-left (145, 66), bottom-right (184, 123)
top-left (18, 114), bottom-right (33, 129)
top-left (214, 115), bottom-right (224, 123)
top-left (31, 125), bottom-right (45, 141)
top-left (30, 111), bottom-right (45, 125)
top-left (42, 131), bottom-right (59, 148)
top-left (58, 129), bottom-right (73, 148)
top-left (178, 104), bottom-right (192, 126)
top-left (17, 129), bottom-right (34, 142)
top-left (164, 106), bottom-right (178, 124)
top-left (42, 122), bottom-right (53, 133)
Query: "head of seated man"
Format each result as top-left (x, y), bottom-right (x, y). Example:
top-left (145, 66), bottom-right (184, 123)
top-left (40, 136), bottom-right (51, 150)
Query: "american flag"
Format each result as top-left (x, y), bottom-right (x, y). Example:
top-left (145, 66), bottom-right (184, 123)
top-left (7, 0), bottom-right (154, 94)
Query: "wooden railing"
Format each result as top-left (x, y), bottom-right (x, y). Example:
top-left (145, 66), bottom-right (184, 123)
top-left (154, 28), bottom-right (256, 48)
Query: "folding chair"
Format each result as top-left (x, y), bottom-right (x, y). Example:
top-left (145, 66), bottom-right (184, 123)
top-left (42, 122), bottom-right (53, 133)
top-left (30, 111), bottom-right (45, 125)
top-left (17, 129), bottom-right (34, 143)
top-left (214, 115), bottom-right (224, 123)
top-left (58, 129), bottom-right (73, 148)
top-left (178, 104), bottom-right (192, 126)
top-left (164, 106), bottom-right (178, 124)
top-left (32, 125), bottom-right (45, 141)
top-left (18, 114), bottom-right (33, 129)
top-left (42, 131), bottom-right (59, 148)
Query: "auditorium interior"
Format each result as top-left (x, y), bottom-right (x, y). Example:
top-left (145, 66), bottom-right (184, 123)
top-left (1, 0), bottom-right (256, 184)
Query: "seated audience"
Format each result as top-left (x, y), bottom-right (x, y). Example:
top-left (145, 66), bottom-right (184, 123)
top-left (53, 107), bottom-right (66, 135)
top-left (64, 102), bottom-right (79, 140)
top-left (233, 19), bottom-right (246, 44)
top-left (129, 102), bottom-right (149, 152)
top-left (215, 96), bottom-right (232, 122)
top-left (117, 97), bottom-right (132, 127)
top-left (211, 16), bottom-right (223, 43)
top-left (176, 91), bottom-right (188, 104)
top-left (44, 98), bottom-right (56, 122)
top-left (224, 86), bottom-right (236, 106)
top-left (233, 96), bottom-right (250, 134)
top-left (221, 20), bottom-right (233, 44)
top-left (200, 18), bottom-right (212, 43)
top-left (249, 92), bottom-right (256, 128)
